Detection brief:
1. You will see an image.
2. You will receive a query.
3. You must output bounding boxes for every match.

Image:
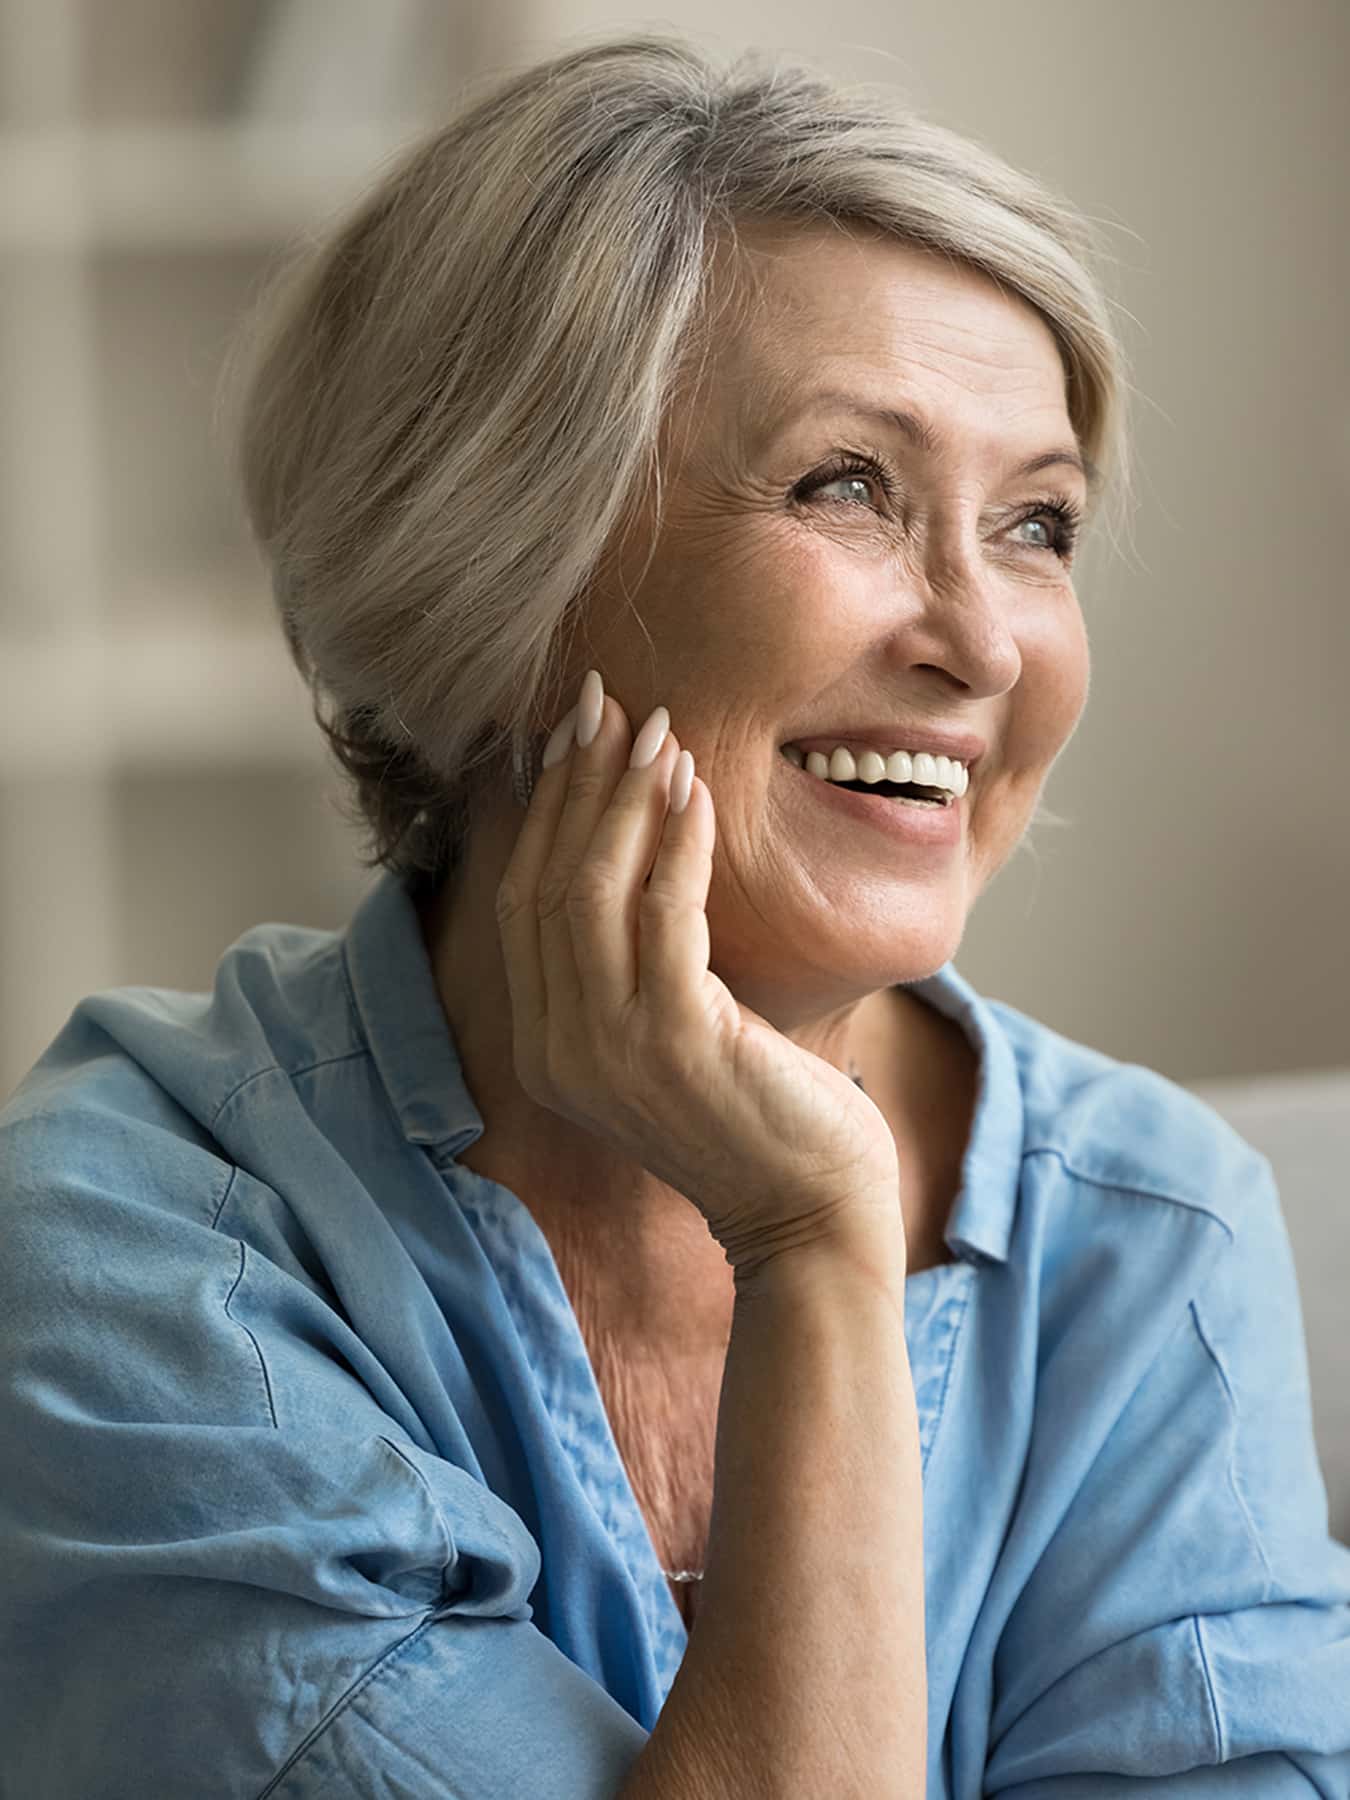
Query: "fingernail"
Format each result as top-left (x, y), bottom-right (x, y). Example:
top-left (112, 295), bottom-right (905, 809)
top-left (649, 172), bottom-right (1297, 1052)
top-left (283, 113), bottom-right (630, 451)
top-left (669, 749), bottom-right (695, 813)
top-left (541, 704), bottom-right (579, 769)
top-left (628, 704), bottom-right (670, 770)
top-left (575, 669), bottom-right (604, 748)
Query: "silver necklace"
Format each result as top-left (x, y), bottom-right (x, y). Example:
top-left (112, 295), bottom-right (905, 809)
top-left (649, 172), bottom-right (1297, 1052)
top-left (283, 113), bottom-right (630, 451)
top-left (662, 1056), bottom-right (867, 1586)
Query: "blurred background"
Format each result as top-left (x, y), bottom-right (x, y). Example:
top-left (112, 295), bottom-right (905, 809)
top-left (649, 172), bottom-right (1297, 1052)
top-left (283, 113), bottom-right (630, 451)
top-left (1, 2), bottom-right (1346, 1530)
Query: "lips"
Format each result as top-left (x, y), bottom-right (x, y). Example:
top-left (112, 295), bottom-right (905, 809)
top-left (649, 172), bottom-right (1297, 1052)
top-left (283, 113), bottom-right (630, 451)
top-left (779, 748), bottom-right (965, 848)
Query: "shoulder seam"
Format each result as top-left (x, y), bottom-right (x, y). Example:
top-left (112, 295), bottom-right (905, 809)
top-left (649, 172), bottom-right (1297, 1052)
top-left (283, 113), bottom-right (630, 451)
top-left (209, 1049), bottom-right (373, 1132)
top-left (1021, 1145), bottom-right (1237, 1244)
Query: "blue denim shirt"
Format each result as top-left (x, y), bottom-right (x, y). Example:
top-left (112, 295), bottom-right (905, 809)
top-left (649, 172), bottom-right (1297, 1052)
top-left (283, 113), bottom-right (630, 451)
top-left (2, 869), bottom-right (1347, 1798)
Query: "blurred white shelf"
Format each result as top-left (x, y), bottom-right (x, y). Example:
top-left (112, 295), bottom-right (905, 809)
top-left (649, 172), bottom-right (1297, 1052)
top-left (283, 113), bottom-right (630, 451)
top-left (0, 120), bottom-right (425, 250)
top-left (0, 0), bottom-right (435, 1106)
top-left (0, 618), bottom-right (323, 773)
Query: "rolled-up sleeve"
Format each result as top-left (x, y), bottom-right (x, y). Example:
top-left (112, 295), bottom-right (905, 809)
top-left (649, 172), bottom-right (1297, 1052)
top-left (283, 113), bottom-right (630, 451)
top-left (0, 1108), bottom-right (648, 1799)
top-left (983, 1154), bottom-right (1350, 1796)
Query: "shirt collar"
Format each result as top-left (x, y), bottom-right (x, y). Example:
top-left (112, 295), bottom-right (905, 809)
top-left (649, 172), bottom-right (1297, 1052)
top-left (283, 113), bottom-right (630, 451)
top-left (903, 960), bottom-right (1022, 1267)
top-left (343, 870), bottom-right (489, 1163)
top-left (344, 869), bottom-right (1021, 1266)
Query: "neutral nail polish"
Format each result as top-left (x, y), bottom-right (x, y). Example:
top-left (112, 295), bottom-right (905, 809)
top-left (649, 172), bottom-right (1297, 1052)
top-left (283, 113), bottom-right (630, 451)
top-left (669, 749), bottom-right (695, 813)
top-left (575, 669), bottom-right (604, 748)
top-left (628, 705), bottom-right (670, 770)
top-left (541, 704), bottom-right (579, 770)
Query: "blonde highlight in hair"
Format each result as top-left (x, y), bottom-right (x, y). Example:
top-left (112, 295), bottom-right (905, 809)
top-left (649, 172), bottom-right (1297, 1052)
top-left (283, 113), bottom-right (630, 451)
top-left (218, 31), bottom-right (1135, 892)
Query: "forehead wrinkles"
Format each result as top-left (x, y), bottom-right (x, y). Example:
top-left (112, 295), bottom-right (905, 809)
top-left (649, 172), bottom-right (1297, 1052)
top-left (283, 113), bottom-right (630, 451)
top-left (737, 369), bottom-right (1073, 488)
top-left (762, 309), bottom-right (1066, 421)
top-left (730, 226), bottom-right (1054, 355)
top-left (683, 229), bottom-right (1072, 473)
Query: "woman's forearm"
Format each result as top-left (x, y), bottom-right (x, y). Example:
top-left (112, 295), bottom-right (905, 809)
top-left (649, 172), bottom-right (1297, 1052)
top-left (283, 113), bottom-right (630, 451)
top-left (619, 1218), bottom-right (926, 1799)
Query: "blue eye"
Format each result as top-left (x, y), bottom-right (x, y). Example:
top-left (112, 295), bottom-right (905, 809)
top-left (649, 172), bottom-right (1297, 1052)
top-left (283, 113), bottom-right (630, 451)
top-left (796, 453), bottom-right (894, 510)
top-left (1009, 497), bottom-right (1082, 562)
top-left (794, 453), bottom-right (1082, 563)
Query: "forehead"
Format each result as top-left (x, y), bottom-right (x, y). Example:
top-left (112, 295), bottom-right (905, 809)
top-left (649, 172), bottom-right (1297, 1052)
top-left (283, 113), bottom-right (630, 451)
top-left (697, 218), bottom-right (1073, 444)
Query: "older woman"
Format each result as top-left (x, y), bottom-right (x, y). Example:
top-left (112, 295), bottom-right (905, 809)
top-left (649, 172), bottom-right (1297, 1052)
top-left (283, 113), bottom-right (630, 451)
top-left (2, 32), bottom-right (1347, 1800)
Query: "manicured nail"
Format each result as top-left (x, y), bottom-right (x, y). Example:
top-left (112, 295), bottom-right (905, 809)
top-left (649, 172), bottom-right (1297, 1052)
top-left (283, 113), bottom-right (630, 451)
top-left (669, 750), bottom-right (695, 813)
top-left (575, 669), bottom-right (604, 748)
top-left (628, 704), bottom-right (670, 770)
top-left (541, 705), bottom-right (579, 769)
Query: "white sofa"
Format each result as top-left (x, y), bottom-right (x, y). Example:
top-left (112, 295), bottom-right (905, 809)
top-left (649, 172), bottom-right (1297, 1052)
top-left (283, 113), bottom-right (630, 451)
top-left (1183, 1066), bottom-right (1350, 1548)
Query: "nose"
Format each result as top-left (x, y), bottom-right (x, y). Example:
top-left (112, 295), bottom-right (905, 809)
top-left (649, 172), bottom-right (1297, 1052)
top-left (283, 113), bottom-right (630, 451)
top-left (890, 553), bottom-right (1022, 701)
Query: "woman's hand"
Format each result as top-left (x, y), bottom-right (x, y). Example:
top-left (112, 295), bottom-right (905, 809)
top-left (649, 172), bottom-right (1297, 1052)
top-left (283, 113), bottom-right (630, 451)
top-left (495, 669), bottom-right (904, 1281)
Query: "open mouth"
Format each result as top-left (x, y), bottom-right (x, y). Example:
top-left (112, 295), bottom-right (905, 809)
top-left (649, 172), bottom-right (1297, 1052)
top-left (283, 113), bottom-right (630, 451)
top-left (824, 778), bottom-right (951, 808)
top-left (777, 747), bottom-right (956, 808)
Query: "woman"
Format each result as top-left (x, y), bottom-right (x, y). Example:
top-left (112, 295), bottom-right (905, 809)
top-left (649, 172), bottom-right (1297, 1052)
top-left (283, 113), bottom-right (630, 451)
top-left (2, 33), bottom-right (1346, 1799)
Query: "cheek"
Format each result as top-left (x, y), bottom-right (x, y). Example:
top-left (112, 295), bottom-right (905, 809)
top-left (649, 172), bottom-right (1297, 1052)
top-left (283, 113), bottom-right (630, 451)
top-left (649, 562), bottom-right (859, 710)
top-left (739, 543), bottom-right (880, 680)
top-left (1052, 612), bottom-right (1091, 730)
top-left (1019, 602), bottom-right (1090, 743)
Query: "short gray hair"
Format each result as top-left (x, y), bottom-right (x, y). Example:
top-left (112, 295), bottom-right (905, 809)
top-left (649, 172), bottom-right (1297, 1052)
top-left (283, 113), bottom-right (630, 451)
top-left (219, 31), bottom-right (1134, 893)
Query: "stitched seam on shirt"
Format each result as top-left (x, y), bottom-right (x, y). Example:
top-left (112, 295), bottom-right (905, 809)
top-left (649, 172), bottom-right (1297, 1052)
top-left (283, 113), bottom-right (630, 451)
top-left (1021, 1145), bottom-right (1237, 1243)
top-left (211, 1063), bottom-right (282, 1126)
top-left (1190, 1613), bottom-right (1226, 1760)
top-left (210, 1052), bottom-right (372, 1131)
top-left (254, 1617), bottom-right (463, 1800)
top-left (223, 1239), bottom-right (279, 1428)
top-left (919, 1269), bottom-right (975, 1481)
top-left (209, 1159), bottom-right (239, 1231)
top-left (339, 942), bottom-right (364, 1042)
top-left (1187, 1296), bottom-right (1276, 1602)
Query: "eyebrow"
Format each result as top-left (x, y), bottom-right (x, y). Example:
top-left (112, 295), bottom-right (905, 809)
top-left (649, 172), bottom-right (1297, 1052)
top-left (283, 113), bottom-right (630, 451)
top-left (783, 388), bottom-right (1100, 491)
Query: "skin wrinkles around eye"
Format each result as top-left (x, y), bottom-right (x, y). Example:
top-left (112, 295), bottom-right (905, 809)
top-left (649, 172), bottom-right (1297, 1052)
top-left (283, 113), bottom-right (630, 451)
top-left (790, 445), bottom-right (1084, 564)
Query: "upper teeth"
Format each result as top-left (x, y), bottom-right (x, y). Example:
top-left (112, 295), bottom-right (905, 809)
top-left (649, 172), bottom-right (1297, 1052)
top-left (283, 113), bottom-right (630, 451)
top-left (782, 743), bottom-right (969, 797)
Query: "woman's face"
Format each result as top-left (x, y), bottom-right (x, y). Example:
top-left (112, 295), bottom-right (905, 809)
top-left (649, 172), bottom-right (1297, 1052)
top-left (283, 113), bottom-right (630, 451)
top-left (579, 219), bottom-right (1092, 1023)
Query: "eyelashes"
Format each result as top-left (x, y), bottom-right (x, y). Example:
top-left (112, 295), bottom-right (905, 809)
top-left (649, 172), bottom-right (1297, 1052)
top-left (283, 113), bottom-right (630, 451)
top-left (792, 448), bottom-right (1084, 563)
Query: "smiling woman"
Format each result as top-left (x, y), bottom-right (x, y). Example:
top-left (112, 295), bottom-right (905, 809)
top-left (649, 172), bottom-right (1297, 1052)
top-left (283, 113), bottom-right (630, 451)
top-left (3, 27), bottom-right (1348, 1800)
top-left (214, 40), bottom-right (1133, 899)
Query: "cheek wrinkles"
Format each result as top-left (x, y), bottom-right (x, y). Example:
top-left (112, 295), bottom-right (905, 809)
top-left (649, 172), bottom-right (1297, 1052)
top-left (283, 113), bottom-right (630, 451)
top-left (793, 511), bottom-right (913, 572)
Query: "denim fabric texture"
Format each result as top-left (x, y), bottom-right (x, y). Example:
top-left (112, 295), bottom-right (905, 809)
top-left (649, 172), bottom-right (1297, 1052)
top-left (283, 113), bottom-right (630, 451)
top-left (2, 869), bottom-right (1347, 1797)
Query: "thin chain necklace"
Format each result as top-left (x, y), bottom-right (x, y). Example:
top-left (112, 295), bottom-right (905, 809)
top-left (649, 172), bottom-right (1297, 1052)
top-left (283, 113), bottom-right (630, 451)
top-left (661, 1056), bottom-right (867, 1587)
